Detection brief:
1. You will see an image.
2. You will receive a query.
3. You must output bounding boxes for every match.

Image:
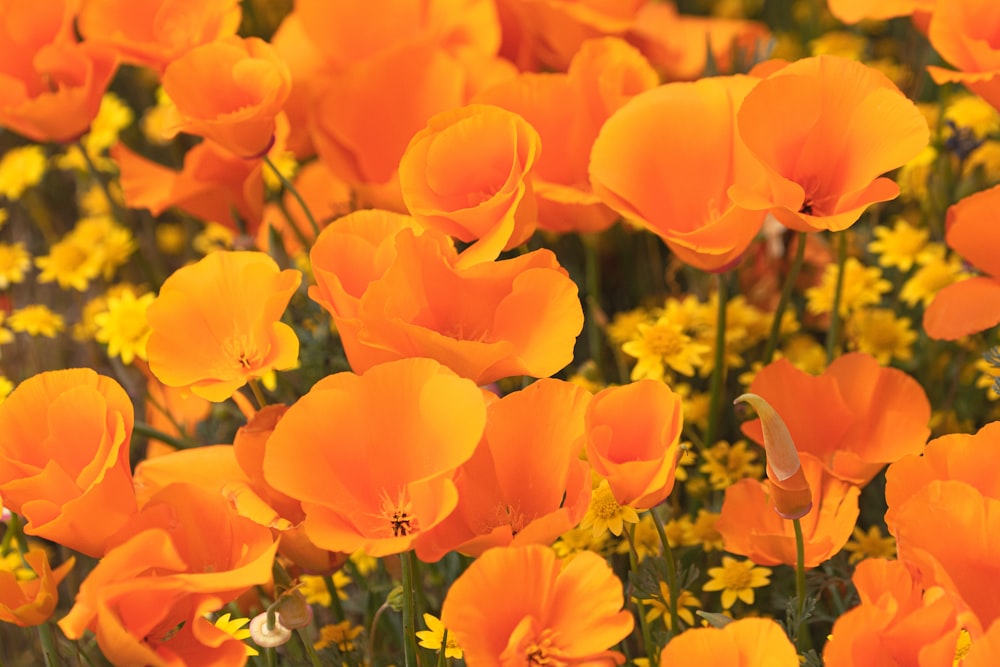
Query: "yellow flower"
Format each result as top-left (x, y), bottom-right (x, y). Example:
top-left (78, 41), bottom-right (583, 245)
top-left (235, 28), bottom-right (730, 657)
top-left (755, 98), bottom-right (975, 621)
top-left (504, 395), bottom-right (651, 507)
top-left (579, 479), bottom-right (640, 538)
top-left (8, 305), bottom-right (64, 338)
top-left (142, 87), bottom-right (181, 146)
top-left (156, 222), bottom-right (187, 255)
top-left (808, 31), bottom-right (867, 59)
top-left (690, 510), bottom-right (724, 552)
top-left (900, 251), bottom-right (967, 307)
top-left (623, 317), bottom-right (710, 380)
top-left (298, 571), bottom-right (350, 607)
top-left (606, 307), bottom-right (652, 346)
top-left (55, 93), bottom-right (133, 172)
top-left (416, 613), bottom-right (463, 659)
top-left (0, 146), bottom-right (46, 199)
top-left (94, 289), bottom-right (156, 365)
top-left (552, 525), bottom-right (611, 559)
top-left (944, 94), bottom-right (1000, 141)
top-left (975, 353), bottom-right (1000, 401)
top-left (702, 557), bottom-right (772, 609)
top-left (0, 242), bottom-right (31, 289)
top-left (214, 613), bottom-right (258, 657)
top-left (843, 525), bottom-right (896, 564)
top-left (193, 222), bottom-right (236, 255)
top-left (73, 215), bottom-right (136, 279)
top-left (846, 308), bottom-right (917, 364)
top-left (349, 549), bottom-right (378, 577)
top-left (868, 218), bottom-right (929, 272)
top-left (263, 151), bottom-right (298, 192)
top-left (614, 513), bottom-right (661, 562)
top-left (806, 257), bottom-right (892, 317)
top-left (314, 620), bottom-right (364, 652)
top-left (897, 145), bottom-right (938, 202)
top-left (0, 376), bottom-right (13, 404)
top-left (34, 238), bottom-right (102, 291)
top-left (641, 581), bottom-right (701, 630)
top-left (661, 514), bottom-right (697, 549)
top-left (699, 440), bottom-right (764, 490)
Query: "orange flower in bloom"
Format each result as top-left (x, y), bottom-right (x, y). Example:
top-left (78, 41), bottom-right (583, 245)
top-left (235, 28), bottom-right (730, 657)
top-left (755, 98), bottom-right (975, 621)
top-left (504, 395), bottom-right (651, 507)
top-left (415, 379), bottom-right (592, 561)
top-left (585, 380), bottom-right (683, 510)
top-left (146, 251), bottom-right (301, 402)
top-left (77, 0), bottom-right (241, 70)
top-left (162, 36), bottom-right (291, 158)
top-left (0, 0), bottom-right (117, 143)
top-left (475, 37), bottom-right (658, 234)
top-left (0, 369), bottom-right (137, 557)
top-left (924, 185), bottom-right (1000, 340)
top-left (743, 353), bottom-right (930, 485)
top-left (399, 104), bottom-right (541, 268)
top-left (441, 545), bottom-right (633, 665)
top-left (59, 483), bottom-right (278, 666)
top-left (113, 140), bottom-right (265, 235)
top-left (0, 549), bottom-right (74, 627)
top-left (716, 453), bottom-right (860, 567)
top-left (658, 618), bottom-right (798, 666)
top-left (589, 75), bottom-right (768, 271)
top-left (310, 219), bottom-right (583, 385)
top-left (263, 359), bottom-right (487, 557)
top-left (730, 55), bottom-right (929, 232)
top-left (824, 558), bottom-right (969, 667)
top-left (927, 1), bottom-right (1000, 110)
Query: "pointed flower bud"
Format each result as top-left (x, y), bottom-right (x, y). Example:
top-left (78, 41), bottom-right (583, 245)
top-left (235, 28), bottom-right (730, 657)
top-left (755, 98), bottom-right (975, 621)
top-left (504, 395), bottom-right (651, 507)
top-left (734, 393), bottom-right (812, 520)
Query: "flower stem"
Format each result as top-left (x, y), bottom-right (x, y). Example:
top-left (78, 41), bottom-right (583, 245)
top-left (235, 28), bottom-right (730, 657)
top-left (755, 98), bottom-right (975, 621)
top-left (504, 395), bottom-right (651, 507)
top-left (297, 628), bottom-right (323, 667)
top-left (324, 574), bottom-right (346, 622)
top-left (264, 154), bottom-right (320, 238)
top-left (650, 509), bottom-right (682, 638)
top-left (132, 421), bottom-right (198, 450)
top-left (583, 235), bottom-right (604, 372)
top-left (825, 232), bottom-right (848, 363)
top-left (401, 551), bottom-right (421, 667)
top-left (436, 630), bottom-right (449, 667)
top-left (38, 622), bottom-right (59, 667)
top-left (248, 378), bottom-right (268, 410)
top-left (624, 525), bottom-right (656, 661)
top-left (793, 517), bottom-right (809, 651)
top-left (762, 231), bottom-right (808, 364)
top-left (704, 272), bottom-right (729, 448)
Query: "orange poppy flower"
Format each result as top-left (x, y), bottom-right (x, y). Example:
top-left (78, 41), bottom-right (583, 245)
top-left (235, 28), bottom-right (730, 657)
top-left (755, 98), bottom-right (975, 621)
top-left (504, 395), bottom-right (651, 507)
top-left (657, 617), bottom-right (799, 666)
top-left (827, 0), bottom-right (934, 24)
top-left (310, 217), bottom-right (584, 385)
top-left (590, 75), bottom-right (768, 271)
top-left (823, 558), bottom-right (969, 667)
top-left (441, 545), bottom-right (633, 665)
top-left (415, 379), bottom-right (592, 561)
top-left (77, 0), bottom-right (241, 70)
top-left (0, 549), bottom-right (75, 627)
top-left (716, 453), bottom-right (860, 567)
top-left (924, 185), bottom-right (1000, 340)
top-left (59, 482), bottom-right (278, 666)
top-left (0, 0), bottom-right (117, 143)
top-left (729, 55), bottom-right (929, 232)
top-left (399, 104), bottom-right (541, 268)
top-left (967, 619), bottom-right (1000, 666)
top-left (927, 1), bottom-right (1000, 110)
top-left (742, 353), bottom-right (931, 485)
top-left (113, 140), bottom-right (265, 235)
top-left (262, 358), bottom-right (487, 557)
top-left (145, 251), bottom-right (301, 402)
top-left (474, 37), bottom-right (658, 234)
top-left (585, 380), bottom-right (683, 509)
top-left (162, 36), bottom-right (291, 158)
top-left (0, 369), bottom-right (137, 557)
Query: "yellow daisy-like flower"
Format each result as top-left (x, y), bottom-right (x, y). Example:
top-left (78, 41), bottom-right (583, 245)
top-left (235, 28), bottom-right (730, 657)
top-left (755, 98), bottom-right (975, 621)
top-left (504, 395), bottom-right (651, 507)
top-left (897, 144), bottom-right (938, 203)
top-left (55, 93), bottom-right (133, 173)
top-left (416, 613), bottom-right (463, 659)
top-left (606, 307), bottom-right (653, 346)
top-left (214, 613), bottom-right (258, 657)
top-left (156, 222), bottom-right (187, 255)
top-left (0, 145), bottom-right (47, 200)
top-left (843, 525), bottom-right (896, 564)
top-left (975, 355), bottom-right (1000, 401)
top-left (263, 151), bottom-right (299, 193)
top-left (846, 308), bottom-right (917, 364)
top-left (808, 31), bottom-right (867, 59)
top-left (662, 514), bottom-right (697, 549)
top-left (781, 334), bottom-right (827, 375)
top-left (0, 242), bottom-right (31, 289)
top-left (94, 289), bottom-right (155, 364)
top-left (35, 237), bottom-right (102, 291)
top-left (966, 140), bottom-right (1000, 180)
top-left (298, 571), bottom-right (350, 607)
top-left (141, 87), bottom-right (181, 146)
top-left (349, 549), bottom-right (379, 577)
top-left (614, 513), bottom-right (661, 562)
top-left (579, 479), bottom-right (640, 538)
top-left (552, 525), bottom-right (611, 559)
top-left (314, 620), bottom-right (364, 652)
top-left (74, 215), bottom-right (137, 279)
top-left (690, 509), bottom-right (724, 552)
top-left (868, 218), bottom-right (930, 272)
top-left (805, 257), bottom-right (892, 318)
top-left (623, 317), bottom-right (710, 380)
top-left (0, 375), bottom-right (13, 404)
top-left (900, 252), bottom-right (967, 307)
top-left (702, 557), bottom-right (772, 610)
top-left (640, 581), bottom-right (702, 631)
top-left (699, 440), bottom-right (764, 490)
top-left (193, 222), bottom-right (236, 255)
top-left (8, 305), bottom-right (64, 338)
top-left (944, 94), bottom-right (1000, 141)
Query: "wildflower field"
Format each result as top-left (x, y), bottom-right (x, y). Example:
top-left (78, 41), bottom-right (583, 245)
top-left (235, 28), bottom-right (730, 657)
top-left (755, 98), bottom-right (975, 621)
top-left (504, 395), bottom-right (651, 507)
top-left (4, 0), bottom-right (1000, 664)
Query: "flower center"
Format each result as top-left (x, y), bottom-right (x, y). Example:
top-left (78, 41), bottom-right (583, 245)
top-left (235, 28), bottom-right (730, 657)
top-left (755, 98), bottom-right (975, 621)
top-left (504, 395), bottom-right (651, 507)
top-left (379, 489), bottom-right (417, 538)
top-left (221, 333), bottom-right (264, 370)
top-left (643, 323), bottom-right (687, 357)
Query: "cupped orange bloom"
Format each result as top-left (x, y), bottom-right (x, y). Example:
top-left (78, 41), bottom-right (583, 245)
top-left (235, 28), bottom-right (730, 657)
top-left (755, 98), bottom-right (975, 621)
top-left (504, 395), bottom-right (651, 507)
top-left (415, 379), bottom-right (592, 562)
top-left (310, 219), bottom-right (584, 385)
top-left (924, 185), bottom-right (1000, 340)
top-left (0, 549), bottom-right (74, 627)
top-left (824, 558), bottom-right (970, 667)
top-left (113, 140), bottom-right (265, 235)
top-left (263, 358), bottom-right (487, 557)
top-left (146, 251), bottom-right (301, 402)
top-left (162, 36), bottom-right (291, 158)
top-left (0, 369), bottom-right (137, 557)
top-left (658, 617), bottom-right (799, 666)
top-left (441, 545), bottom-right (633, 665)
top-left (716, 453), bottom-right (860, 567)
top-left (399, 104), bottom-right (541, 268)
top-left (585, 380), bottom-right (683, 509)
top-left (927, 1), bottom-right (1000, 110)
top-left (0, 0), bottom-right (117, 143)
top-left (77, 0), bottom-right (241, 70)
top-left (590, 75), bottom-right (769, 271)
top-left (730, 55), bottom-right (929, 232)
top-left (59, 482), bottom-right (278, 666)
top-left (474, 37), bottom-right (658, 234)
top-left (742, 353), bottom-right (931, 485)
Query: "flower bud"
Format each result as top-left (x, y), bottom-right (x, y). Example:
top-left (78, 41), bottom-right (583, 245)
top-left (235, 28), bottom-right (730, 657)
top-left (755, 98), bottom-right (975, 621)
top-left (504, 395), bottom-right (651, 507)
top-left (276, 590), bottom-right (313, 630)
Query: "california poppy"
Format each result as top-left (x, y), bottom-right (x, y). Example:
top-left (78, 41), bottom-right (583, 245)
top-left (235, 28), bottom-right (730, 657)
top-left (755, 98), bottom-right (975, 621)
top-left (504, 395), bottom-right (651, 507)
top-left (0, 369), bottom-right (137, 557)
top-left (441, 544), bottom-right (633, 665)
top-left (399, 104), bottom-right (541, 268)
top-left (162, 36), bottom-right (291, 158)
top-left (827, 0), bottom-right (934, 24)
top-left (0, 549), bottom-right (75, 628)
top-left (729, 55), bottom-right (929, 232)
top-left (924, 184), bottom-right (1000, 340)
top-left (927, 1), bottom-right (1000, 110)
top-left (657, 618), bottom-right (799, 666)
top-left (262, 358), bottom-right (487, 557)
top-left (145, 251), bottom-right (302, 402)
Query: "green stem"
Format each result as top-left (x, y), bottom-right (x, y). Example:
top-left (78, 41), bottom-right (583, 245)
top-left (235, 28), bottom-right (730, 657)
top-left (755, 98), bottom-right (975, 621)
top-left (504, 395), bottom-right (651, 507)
top-left (265, 647), bottom-right (277, 667)
top-left (401, 551), bottom-right (420, 667)
top-left (324, 574), bottom-right (347, 622)
top-left (38, 622), bottom-right (59, 667)
top-left (762, 231), bottom-right (808, 364)
top-left (264, 154), bottom-right (320, 238)
top-left (703, 273), bottom-right (729, 447)
top-left (624, 525), bottom-right (656, 661)
top-left (650, 510), bottom-right (682, 638)
top-left (74, 139), bottom-right (120, 219)
top-left (248, 378), bottom-right (268, 410)
top-left (132, 421), bottom-right (197, 450)
top-left (826, 232), bottom-right (848, 363)
top-left (297, 628), bottom-right (324, 667)
top-left (436, 630), bottom-right (449, 667)
top-left (793, 518), bottom-right (809, 652)
top-left (583, 235), bottom-right (604, 372)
